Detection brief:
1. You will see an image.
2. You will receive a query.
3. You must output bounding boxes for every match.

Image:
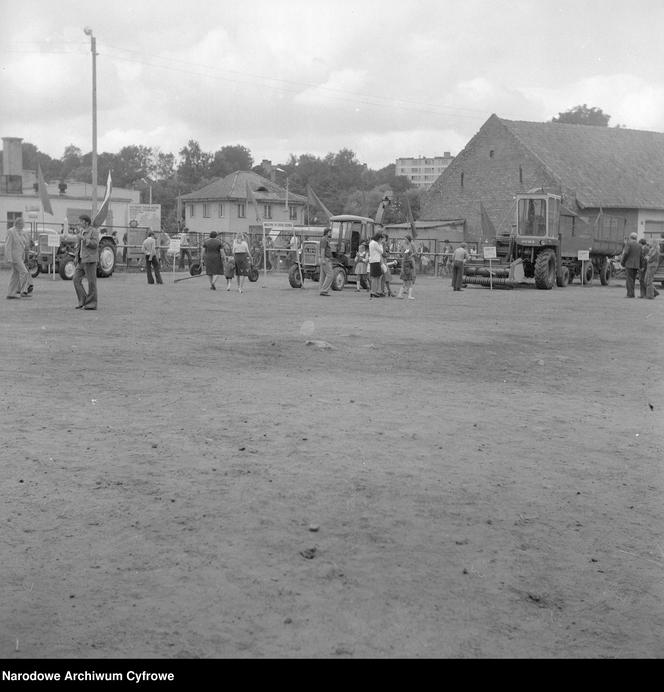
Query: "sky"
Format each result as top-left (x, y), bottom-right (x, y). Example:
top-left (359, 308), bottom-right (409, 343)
top-left (1, 0), bottom-right (663, 171)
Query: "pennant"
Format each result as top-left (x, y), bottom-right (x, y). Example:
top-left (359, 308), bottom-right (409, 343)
top-left (306, 184), bottom-right (333, 221)
top-left (245, 182), bottom-right (262, 223)
top-left (479, 202), bottom-right (496, 242)
top-left (37, 163), bottom-right (53, 215)
top-left (176, 191), bottom-right (182, 230)
top-left (92, 171), bottom-right (112, 227)
top-left (404, 194), bottom-right (417, 239)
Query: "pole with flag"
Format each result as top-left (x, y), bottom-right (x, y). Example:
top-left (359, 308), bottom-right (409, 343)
top-left (92, 170), bottom-right (112, 227)
top-left (306, 184), bottom-right (333, 223)
top-left (37, 163), bottom-right (54, 217)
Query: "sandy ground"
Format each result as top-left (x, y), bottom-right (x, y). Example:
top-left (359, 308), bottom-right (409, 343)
top-left (1, 266), bottom-right (662, 659)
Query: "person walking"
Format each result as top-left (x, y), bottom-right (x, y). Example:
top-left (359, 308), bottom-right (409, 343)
top-left (5, 217), bottom-right (32, 299)
top-left (354, 242), bottom-right (369, 291)
top-left (232, 232), bottom-right (250, 293)
top-left (451, 242), bottom-right (469, 291)
top-left (644, 237), bottom-right (661, 299)
top-left (368, 231), bottom-right (385, 298)
top-left (621, 232), bottom-right (642, 298)
top-left (318, 227), bottom-right (334, 296)
top-left (203, 231), bottom-right (223, 290)
top-left (141, 231), bottom-right (163, 285)
top-left (397, 235), bottom-right (417, 300)
top-left (638, 238), bottom-right (649, 298)
top-left (72, 214), bottom-right (99, 310)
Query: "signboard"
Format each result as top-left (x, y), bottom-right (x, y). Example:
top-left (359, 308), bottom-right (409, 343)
top-left (483, 246), bottom-right (497, 259)
top-left (577, 250), bottom-right (590, 261)
top-left (169, 238), bottom-right (181, 254)
top-left (128, 204), bottom-right (161, 234)
top-left (47, 233), bottom-right (61, 248)
top-left (263, 221), bottom-right (294, 242)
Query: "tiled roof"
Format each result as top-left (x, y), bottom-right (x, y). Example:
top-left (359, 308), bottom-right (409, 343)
top-left (499, 117), bottom-right (664, 209)
top-left (181, 170), bottom-right (307, 204)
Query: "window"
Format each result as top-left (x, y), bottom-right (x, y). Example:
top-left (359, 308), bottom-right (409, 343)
top-left (460, 172), bottom-right (464, 188)
top-left (489, 149), bottom-right (495, 158)
top-left (263, 204), bottom-right (272, 219)
top-left (519, 166), bottom-right (523, 184)
top-left (237, 203), bottom-right (246, 218)
top-left (203, 203), bottom-right (210, 218)
top-left (218, 203), bottom-right (224, 217)
top-left (289, 205), bottom-right (297, 221)
top-left (187, 204), bottom-right (194, 217)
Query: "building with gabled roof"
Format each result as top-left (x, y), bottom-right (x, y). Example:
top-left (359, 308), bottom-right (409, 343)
top-left (180, 170), bottom-right (307, 237)
top-left (421, 114), bottom-right (664, 243)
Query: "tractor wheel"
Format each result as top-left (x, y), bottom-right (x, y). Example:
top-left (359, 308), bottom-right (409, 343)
top-left (59, 257), bottom-right (76, 280)
top-left (567, 270), bottom-right (575, 284)
top-left (556, 266), bottom-right (569, 287)
top-left (97, 239), bottom-right (116, 277)
top-left (534, 250), bottom-right (556, 289)
top-left (583, 262), bottom-right (594, 285)
top-left (28, 258), bottom-right (40, 278)
top-left (599, 258), bottom-right (610, 286)
top-left (288, 265), bottom-right (303, 288)
top-left (331, 267), bottom-right (346, 291)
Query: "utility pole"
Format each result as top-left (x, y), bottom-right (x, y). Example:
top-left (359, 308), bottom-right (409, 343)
top-left (84, 26), bottom-right (98, 217)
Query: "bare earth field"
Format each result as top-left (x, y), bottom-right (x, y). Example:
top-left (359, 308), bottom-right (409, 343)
top-left (1, 267), bottom-right (662, 659)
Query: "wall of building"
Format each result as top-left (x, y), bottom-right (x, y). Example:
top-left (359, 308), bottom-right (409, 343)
top-left (421, 118), bottom-right (565, 241)
top-left (184, 200), bottom-right (303, 236)
top-left (395, 153), bottom-right (454, 189)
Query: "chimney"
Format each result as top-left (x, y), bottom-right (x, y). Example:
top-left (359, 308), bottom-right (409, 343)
top-left (2, 137), bottom-right (23, 176)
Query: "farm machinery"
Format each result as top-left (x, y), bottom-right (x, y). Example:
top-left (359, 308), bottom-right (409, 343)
top-left (463, 192), bottom-right (626, 289)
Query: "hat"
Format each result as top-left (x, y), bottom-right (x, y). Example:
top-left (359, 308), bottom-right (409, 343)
top-left (79, 214), bottom-right (92, 224)
top-left (630, 232), bottom-right (638, 239)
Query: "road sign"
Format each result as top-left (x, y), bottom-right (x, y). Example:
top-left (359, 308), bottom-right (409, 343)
top-left (577, 250), bottom-right (590, 261)
top-left (483, 246), bottom-right (497, 259)
top-left (47, 233), bottom-right (60, 248)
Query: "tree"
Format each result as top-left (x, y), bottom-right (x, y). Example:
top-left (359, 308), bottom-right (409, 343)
top-left (177, 140), bottom-right (212, 185)
top-left (551, 104), bottom-right (611, 126)
top-left (60, 144), bottom-right (83, 179)
top-left (210, 144), bottom-right (253, 178)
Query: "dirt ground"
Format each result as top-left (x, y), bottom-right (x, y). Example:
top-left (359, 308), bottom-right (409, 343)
top-left (1, 266), bottom-right (662, 659)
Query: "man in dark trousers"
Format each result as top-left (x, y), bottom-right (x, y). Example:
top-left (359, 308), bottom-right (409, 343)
top-left (621, 232), bottom-right (642, 298)
top-left (318, 227), bottom-right (334, 296)
top-left (72, 214), bottom-right (99, 310)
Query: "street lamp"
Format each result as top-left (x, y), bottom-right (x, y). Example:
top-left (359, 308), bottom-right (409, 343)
top-left (275, 167), bottom-right (289, 212)
top-left (83, 26), bottom-right (98, 217)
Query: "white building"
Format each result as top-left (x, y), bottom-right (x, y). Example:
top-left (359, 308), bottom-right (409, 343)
top-left (395, 153), bottom-right (454, 189)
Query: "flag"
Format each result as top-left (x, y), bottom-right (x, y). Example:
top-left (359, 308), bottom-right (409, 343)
top-left (245, 182), bottom-right (262, 223)
top-left (37, 163), bottom-right (53, 216)
top-left (404, 194), bottom-right (417, 239)
top-left (176, 191), bottom-right (182, 231)
top-left (479, 202), bottom-right (496, 242)
top-left (92, 171), bottom-right (112, 227)
top-left (306, 184), bottom-right (333, 221)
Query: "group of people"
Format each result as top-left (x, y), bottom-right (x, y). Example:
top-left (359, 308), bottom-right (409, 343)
top-left (198, 231), bottom-right (251, 293)
top-left (620, 232), bottom-right (662, 299)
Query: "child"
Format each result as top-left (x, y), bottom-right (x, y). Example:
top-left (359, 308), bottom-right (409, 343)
top-left (223, 252), bottom-right (236, 290)
top-left (354, 242), bottom-right (369, 291)
top-left (397, 235), bottom-right (416, 300)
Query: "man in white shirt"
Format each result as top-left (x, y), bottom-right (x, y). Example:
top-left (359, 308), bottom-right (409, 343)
top-left (451, 243), bottom-right (469, 291)
top-left (142, 231), bottom-right (163, 285)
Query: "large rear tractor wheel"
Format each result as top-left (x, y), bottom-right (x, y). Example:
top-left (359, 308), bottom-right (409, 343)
top-left (288, 264), bottom-right (303, 288)
top-left (97, 239), bottom-right (116, 278)
top-left (583, 262), bottom-right (594, 285)
top-left (556, 266), bottom-right (569, 287)
top-left (331, 267), bottom-right (346, 291)
top-left (599, 258), bottom-right (610, 286)
top-left (534, 250), bottom-right (556, 290)
top-left (59, 257), bottom-right (76, 280)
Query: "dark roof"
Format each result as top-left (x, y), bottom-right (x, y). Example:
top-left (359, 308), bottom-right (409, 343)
top-left (181, 170), bottom-right (307, 204)
top-left (498, 116), bottom-right (664, 209)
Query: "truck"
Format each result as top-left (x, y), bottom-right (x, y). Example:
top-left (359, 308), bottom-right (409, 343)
top-left (287, 194), bottom-right (391, 290)
top-left (463, 191), bottom-right (626, 289)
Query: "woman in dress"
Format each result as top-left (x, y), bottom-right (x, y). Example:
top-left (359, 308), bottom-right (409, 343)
top-left (368, 232), bottom-right (385, 298)
top-left (202, 231), bottom-right (223, 290)
top-left (397, 235), bottom-right (417, 300)
top-left (232, 232), bottom-right (250, 293)
top-left (354, 242), bottom-right (369, 291)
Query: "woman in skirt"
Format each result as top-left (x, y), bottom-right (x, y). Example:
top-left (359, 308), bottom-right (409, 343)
top-left (397, 235), bottom-right (417, 300)
top-left (232, 232), bottom-right (250, 293)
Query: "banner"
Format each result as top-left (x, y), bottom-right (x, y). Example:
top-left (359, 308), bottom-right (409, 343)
top-left (306, 184), bottom-right (333, 222)
top-left (37, 163), bottom-right (54, 216)
top-left (92, 171), bottom-right (112, 227)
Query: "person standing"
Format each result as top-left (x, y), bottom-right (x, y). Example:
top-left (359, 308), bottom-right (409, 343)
top-left (141, 231), bottom-right (163, 285)
top-left (621, 232), bottom-right (642, 298)
top-left (397, 235), bottom-right (417, 300)
top-left (368, 231), bottom-right (384, 298)
top-left (289, 232), bottom-right (300, 268)
top-left (644, 237), bottom-right (661, 299)
top-left (638, 238), bottom-right (649, 298)
top-left (5, 217), bottom-right (31, 299)
top-left (232, 232), bottom-right (250, 293)
top-left (451, 243), bottom-right (469, 291)
top-left (178, 228), bottom-right (192, 270)
top-left (73, 214), bottom-right (99, 310)
top-left (318, 227), bottom-right (334, 296)
top-left (158, 229), bottom-right (171, 266)
top-left (354, 242), bottom-right (369, 291)
top-left (203, 231), bottom-right (223, 290)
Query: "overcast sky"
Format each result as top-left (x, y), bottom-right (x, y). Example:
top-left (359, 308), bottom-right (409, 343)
top-left (1, 0), bottom-right (663, 170)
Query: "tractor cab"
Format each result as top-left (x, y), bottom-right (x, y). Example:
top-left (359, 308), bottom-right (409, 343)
top-left (328, 214), bottom-right (377, 264)
top-left (515, 193), bottom-right (561, 241)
